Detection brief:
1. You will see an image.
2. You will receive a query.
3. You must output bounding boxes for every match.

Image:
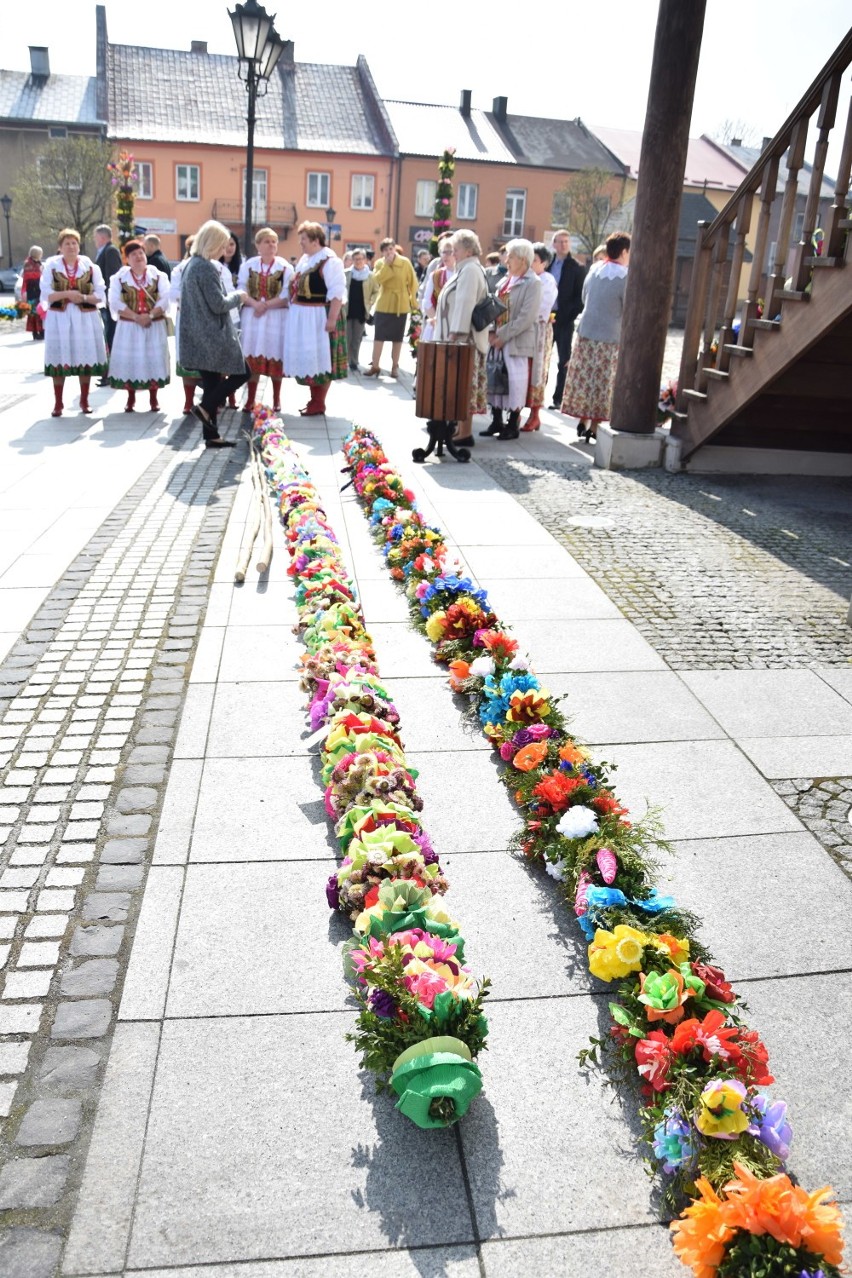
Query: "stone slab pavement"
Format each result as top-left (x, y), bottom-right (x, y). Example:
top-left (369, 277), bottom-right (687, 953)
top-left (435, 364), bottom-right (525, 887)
top-left (0, 321), bottom-right (850, 1275)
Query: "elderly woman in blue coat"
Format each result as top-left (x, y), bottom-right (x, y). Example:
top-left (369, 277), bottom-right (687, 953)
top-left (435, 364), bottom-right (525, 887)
top-left (177, 219), bottom-right (249, 447)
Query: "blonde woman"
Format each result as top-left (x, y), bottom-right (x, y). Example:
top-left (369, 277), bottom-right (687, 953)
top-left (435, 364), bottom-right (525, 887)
top-left (40, 228), bottom-right (106, 417)
top-left (177, 220), bottom-right (248, 446)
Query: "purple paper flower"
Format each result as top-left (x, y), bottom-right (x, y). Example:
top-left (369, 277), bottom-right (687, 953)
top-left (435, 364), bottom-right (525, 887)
top-left (369, 990), bottom-right (398, 1019)
top-left (512, 728), bottom-right (534, 748)
top-left (748, 1094), bottom-right (792, 1162)
top-left (325, 873), bottom-right (340, 910)
top-left (412, 830), bottom-right (438, 864)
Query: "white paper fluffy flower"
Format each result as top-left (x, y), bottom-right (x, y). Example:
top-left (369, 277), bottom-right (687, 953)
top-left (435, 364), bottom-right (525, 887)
top-left (509, 653), bottom-right (530, 670)
top-left (556, 806), bottom-right (600, 840)
top-left (469, 655), bottom-right (495, 678)
top-left (544, 859), bottom-right (566, 881)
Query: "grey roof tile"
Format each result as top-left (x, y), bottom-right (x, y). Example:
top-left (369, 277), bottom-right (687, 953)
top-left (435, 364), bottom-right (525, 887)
top-left (0, 72), bottom-right (100, 126)
top-left (492, 114), bottom-right (624, 172)
top-left (106, 45), bottom-right (393, 154)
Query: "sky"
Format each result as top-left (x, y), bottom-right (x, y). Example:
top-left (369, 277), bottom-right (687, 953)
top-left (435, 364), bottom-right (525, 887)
top-left (6, 1), bottom-right (851, 145)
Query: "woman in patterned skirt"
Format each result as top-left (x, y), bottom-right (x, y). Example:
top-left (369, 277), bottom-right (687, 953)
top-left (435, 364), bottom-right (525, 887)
top-left (22, 246), bottom-right (45, 340)
top-left (561, 232), bottom-right (631, 443)
top-left (107, 240), bottom-right (170, 412)
top-left (283, 222), bottom-right (346, 417)
top-left (40, 228), bottom-right (107, 417)
top-left (237, 227), bottom-right (293, 414)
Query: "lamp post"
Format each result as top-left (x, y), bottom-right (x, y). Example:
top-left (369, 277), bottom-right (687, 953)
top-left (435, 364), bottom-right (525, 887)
top-left (228, 0), bottom-right (285, 257)
top-left (326, 205), bottom-right (336, 245)
top-left (0, 195), bottom-right (12, 268)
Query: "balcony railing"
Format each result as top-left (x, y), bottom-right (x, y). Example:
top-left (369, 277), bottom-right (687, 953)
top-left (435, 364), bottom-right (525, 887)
top-left (211, 200), bottom-right (298, 234)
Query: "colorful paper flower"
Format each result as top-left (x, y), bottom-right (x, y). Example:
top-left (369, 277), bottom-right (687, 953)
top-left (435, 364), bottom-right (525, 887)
top-left (588, 924), bottom-right (649, 982)
top-left (653, 1108), bottom-right (699, 1174)
top-left (695, 1078), bottom-right (750, 1139)
top-left (556, 805), bottom-right (599, 840)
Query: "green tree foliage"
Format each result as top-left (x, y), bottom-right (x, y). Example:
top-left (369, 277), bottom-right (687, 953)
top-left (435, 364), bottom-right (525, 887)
top-left (11, 136), bottom-right (115, 252)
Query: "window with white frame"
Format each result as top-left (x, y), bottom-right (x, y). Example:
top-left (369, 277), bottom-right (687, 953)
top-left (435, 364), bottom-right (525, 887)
top-left (306, 171), bottom-right (330, 207)
top-left (415, 179), bottom-right (437, 217)
top-left (503, 189), bottom-right (526, 237)
top-left (137, 162), bottom-right (153, 200)
top-left (351, 174), bottom-right (375, 210)
top-left (242, 168), bottom-right (268, 221)
top-left (176, 163), bottom-right (200, 201)
top-left (456, 183), bottom-right (478, 220)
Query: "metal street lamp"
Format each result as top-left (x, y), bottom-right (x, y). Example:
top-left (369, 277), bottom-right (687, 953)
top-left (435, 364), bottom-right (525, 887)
top-left (228, 0), bottom-right (285, 256)
top-left (326, 205), bottom-right (336, 244)
top-left (0, 194), bottom-right (12, 268)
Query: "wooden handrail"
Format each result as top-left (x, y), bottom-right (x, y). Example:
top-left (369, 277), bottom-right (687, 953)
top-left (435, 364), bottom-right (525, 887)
top-left (674, 28), bottom-right (852, 419)
top-left (701, 28), bottom-right (852, 244)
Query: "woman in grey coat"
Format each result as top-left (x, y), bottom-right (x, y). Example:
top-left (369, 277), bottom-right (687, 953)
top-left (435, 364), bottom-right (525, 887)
top-left (178, 220), bottom-right (248, 447)
top-left (481, 239), bottom-right (541, 441)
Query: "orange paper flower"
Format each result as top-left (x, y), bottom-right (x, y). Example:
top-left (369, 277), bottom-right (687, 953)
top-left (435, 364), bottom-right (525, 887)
top-left (448, 659), bottom-right (471, 690)
top-left (671, 1163), bottom-right (845, 1277)
top-left (512, 742), bottom-right (548, 772)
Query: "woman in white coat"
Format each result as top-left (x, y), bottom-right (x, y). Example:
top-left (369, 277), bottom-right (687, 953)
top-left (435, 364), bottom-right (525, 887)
top-left (434, 228), bottom-right (489, 447)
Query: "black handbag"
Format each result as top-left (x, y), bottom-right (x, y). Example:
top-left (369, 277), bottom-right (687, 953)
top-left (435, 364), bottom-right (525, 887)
top-left (485, 345), bottom-right (510, 396)
top-left (472, 290), bottom-right (506, 332)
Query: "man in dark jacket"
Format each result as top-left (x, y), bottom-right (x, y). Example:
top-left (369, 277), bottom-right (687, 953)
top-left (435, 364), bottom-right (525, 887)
top-left (144, 234), bottom-right (172, 279)
top-left (93, 224), bottom-right (122, 384)
top-left (547, 228), bottom-right (586, 408)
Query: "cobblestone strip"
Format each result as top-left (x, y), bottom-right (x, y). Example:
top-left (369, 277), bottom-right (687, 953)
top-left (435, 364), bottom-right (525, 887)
top-left (478, 459), bottom-right (852, 668)
top-left (0, 426), bottom-right (242, 1275)
top-left (772, 778), bottom-right (852, 874)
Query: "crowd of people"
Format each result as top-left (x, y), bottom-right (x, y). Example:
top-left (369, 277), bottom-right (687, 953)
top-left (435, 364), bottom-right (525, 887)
top-left (27, 217), bottom-right (630, 449)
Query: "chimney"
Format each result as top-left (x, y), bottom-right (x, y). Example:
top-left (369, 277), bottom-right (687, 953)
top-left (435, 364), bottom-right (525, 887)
top-left (731, 137), bottom-right (742, 147)
top-left (279, 39), bottom-right (295, 67)
top-left (460, 89), bottom-right (472, 117)
top-left (190, 40), bottom-right (208, 54)
top-left (761, 135), bottom-right (772, 152)
top-left (492, 95), bottom-right (507, 122)
top-left (29, 46), bottom-right (50, 78)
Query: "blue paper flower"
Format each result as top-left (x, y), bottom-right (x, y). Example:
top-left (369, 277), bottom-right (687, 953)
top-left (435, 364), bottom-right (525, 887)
top-left (653, 1109), bottom-right (698, 1174)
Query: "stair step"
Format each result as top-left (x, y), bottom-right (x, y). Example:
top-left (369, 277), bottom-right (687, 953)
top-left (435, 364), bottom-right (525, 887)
top-left (752, 318), bottom-right (781, 330)
top-left (778, 289), bottom-right (810, 301)
top-left (705, 368), bottom-right (730, 381)
top-left (806, 256), bottom-right (843, 267)
top-left (723, 344), bottom-right (753, 356)
top-left (683, 389), bottom-right (708, 402)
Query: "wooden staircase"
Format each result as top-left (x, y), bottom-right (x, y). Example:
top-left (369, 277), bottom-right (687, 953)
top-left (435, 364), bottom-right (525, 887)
top-left (671, 30), bottom-right (852, 467)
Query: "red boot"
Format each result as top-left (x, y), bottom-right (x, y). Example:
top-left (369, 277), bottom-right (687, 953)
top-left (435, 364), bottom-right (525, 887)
top-left (79, 377), bottom-right (92, 414)
top-left (182, 378), bottom-right (197, 414)
top-left (125, 386), bottom-right (136, 412)
top-left (522, 407), bottom-right (541, 432)
top-left (243, 379), bottom-right (258, 413)
top-left (271, 377), bottom-right (282, 413)
top-left (51, 379), bottom-right (64, 418)
top-left (149, 381), bottom-right (160, 412)
top-left (299, 381), bottom-right (326, 416)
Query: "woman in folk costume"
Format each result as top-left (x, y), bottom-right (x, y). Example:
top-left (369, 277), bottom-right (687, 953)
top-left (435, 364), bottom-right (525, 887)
top-left (284, 221), bottom-right (347, 417)
top-left (22, 246), bottom-right (45, 340)
top-left (237, 227), bottom-right (293, 414)
top-left (522, 242), bottom-right (559, 432)
top-left (420, 237), bottom-right (455, 344)
top-left (40, 228), bottom-right (107, 417)
top-left (107, 239), bottom-right (170, 412)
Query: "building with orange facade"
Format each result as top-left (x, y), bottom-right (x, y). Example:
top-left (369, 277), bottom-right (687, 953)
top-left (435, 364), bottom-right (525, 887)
top-left (99, 8), bottom-right (396, 261)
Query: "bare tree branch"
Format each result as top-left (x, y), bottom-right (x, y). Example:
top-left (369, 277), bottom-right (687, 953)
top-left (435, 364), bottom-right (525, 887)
top-left (11, 137), bottom-right (115, 253)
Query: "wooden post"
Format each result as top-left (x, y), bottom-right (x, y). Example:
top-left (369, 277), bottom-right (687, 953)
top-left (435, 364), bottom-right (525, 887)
top-left (610, 0), bottom-right (707, 434)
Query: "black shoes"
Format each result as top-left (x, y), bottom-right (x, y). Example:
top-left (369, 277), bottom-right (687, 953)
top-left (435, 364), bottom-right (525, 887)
top-left (479, 410), bottom-right (504, 437)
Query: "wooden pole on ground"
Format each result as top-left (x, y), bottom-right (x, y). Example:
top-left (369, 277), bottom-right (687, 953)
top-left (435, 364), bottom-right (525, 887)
top-left (609, 0), bottom-right (707, 434)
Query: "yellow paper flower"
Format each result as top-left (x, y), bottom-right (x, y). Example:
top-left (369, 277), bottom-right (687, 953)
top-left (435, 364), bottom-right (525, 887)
top-left (651, 932), bottom-right (691, 965)
top-left (695, 1079), bottom-right (750, 1139)
top-left (588, 925), bottom-right (650, 982)
top-left (425, 610), bottom-right (448, 642)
